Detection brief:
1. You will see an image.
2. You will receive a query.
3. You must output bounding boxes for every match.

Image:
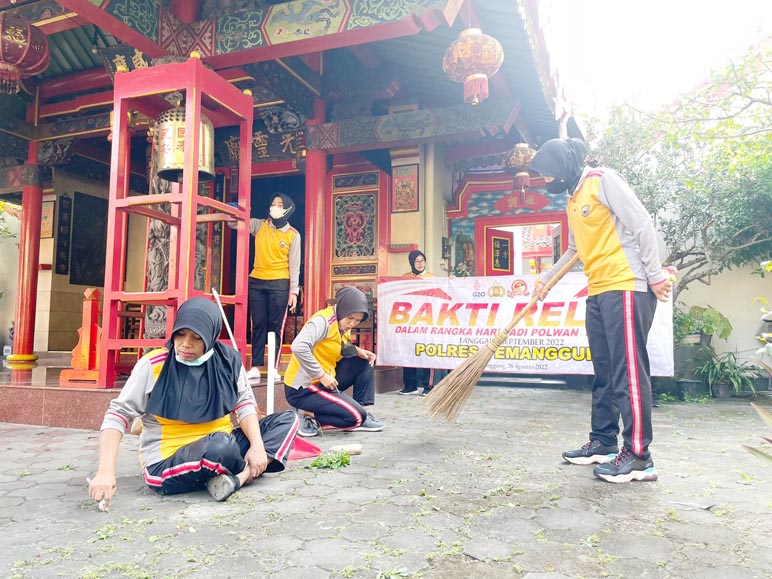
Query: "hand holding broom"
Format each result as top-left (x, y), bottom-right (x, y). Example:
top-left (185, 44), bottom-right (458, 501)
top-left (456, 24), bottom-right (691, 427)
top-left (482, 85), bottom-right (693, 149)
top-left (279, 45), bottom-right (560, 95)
top-left (426, 254), bottom-right (581, 422)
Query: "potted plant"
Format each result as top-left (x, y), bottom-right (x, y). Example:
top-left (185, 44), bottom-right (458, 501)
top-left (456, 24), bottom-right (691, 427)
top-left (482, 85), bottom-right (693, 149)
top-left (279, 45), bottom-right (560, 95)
top-left (674, 304), bottom-right (733, 346)
top-left (695, 348), bottom-right (759, 399)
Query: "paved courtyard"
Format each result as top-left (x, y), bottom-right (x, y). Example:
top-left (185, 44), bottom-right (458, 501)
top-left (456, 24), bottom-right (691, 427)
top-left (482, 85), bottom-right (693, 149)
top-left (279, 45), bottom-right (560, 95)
top-left (2, 386), bottom-right (772, 579)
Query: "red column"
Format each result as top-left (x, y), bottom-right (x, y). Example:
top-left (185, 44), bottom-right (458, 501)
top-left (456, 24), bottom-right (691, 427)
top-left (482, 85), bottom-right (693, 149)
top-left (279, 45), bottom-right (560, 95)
top-left (304, 98), bottom-right (327, 315)
top-left (8, 173), bottom-right (42, 362)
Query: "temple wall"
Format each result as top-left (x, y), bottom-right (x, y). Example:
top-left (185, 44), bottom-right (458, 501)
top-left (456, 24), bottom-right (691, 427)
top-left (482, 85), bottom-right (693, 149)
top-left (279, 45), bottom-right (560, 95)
top-left (386, 143), bottom-right (451, 278)
top-left (0, 212), bottom-right (20, 354)
top-left (36, 170), bottom-right (146, 352)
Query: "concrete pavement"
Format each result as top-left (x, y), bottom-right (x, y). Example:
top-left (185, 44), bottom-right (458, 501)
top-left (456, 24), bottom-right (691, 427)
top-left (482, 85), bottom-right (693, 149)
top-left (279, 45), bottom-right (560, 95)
top-left (2, 387), bottom-right (772, 579)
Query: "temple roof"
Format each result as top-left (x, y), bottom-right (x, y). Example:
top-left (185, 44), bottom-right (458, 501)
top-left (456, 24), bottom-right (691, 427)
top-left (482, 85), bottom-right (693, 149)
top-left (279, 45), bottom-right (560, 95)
top-left (0, 0), bottom-right (579, 165)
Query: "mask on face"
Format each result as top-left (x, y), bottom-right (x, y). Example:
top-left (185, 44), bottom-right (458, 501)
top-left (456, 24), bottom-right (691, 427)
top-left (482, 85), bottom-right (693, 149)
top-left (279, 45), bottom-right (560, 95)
top-left (546, 179), bottom-right (569, 195)
top-left (175, 348), bottom-right (214, 367)
top-left (269, 205), bottom-right (286, 220)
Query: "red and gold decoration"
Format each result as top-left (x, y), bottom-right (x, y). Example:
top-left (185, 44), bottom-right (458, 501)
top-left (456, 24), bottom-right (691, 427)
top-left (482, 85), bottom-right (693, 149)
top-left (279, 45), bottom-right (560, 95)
top-left (442, 28), bottom-right (503, 105)
top-left (501, 142), bottom-right (536, 191)
top-left (0, 12), bottom-right (50, 94)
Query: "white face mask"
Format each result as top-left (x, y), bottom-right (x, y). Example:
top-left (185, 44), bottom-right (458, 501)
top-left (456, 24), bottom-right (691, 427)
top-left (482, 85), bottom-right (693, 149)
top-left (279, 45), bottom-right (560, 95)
top-left (175, 348), bottom-right (214, 366)
top-left (269, 205), bottom-right (286, 220)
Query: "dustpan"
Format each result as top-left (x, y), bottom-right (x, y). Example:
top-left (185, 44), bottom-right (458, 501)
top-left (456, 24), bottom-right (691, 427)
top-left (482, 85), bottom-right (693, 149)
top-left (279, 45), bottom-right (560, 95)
top-left (288, 436), bottom-right (322, 460)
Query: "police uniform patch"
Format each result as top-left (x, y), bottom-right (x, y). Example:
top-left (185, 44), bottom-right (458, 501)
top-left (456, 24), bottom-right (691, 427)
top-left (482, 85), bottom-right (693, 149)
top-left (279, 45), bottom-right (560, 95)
top-left (280, 241), bottom-right (287, 248)
top-left (581, 205), bottom-right (591, 217)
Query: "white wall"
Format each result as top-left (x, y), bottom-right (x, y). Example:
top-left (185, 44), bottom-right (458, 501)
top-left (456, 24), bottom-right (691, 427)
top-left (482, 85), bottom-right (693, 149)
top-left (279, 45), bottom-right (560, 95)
top-left (676, 264), bottom-right (771, 362)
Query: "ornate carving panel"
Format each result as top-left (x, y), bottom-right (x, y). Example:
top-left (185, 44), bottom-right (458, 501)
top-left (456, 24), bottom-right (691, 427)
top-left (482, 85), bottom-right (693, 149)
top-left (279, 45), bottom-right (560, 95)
top-left (159, 9), bottom-right (216, 56)
top-left (107, 0), bottom-right (160, 41)
top-left (333, 191), bottom-right (376, 259)
top-left (332, 263), bottom-right (377, 277)
top-left (332, 171), bottom-right (377, 190)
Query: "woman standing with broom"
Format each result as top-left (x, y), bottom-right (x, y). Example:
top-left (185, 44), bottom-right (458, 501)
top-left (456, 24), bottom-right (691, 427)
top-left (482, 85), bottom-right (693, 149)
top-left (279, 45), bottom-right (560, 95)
top-left (529, 138), bottom-right (672, 484)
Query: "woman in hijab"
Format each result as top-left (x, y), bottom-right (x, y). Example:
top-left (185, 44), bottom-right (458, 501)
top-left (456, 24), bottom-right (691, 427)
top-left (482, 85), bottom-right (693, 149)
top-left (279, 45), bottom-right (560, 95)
top-left (399, 250), bottom-right (444, 396)
top-left (245, 193), bottom-right (301, 384)
top-left (529, 138), bottom-right (671, 484)
top-left (284, 286), bottom-right (385, 438)
top-left (89, 297), bottom-right (299, 508)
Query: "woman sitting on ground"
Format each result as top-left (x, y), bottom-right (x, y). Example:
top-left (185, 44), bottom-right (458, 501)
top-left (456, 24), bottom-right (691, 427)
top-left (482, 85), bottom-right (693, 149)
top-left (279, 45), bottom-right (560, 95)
top-left (88, 297), bottom-right (299, 508)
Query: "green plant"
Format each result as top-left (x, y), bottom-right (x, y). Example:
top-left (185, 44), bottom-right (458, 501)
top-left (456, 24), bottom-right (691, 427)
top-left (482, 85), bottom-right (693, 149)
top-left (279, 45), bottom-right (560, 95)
top-left (308, 450), bottom-right (351, 469)
top-left (695, 348), bottom-right (758, 396)
top-left (689, 306), bottom-right (733, 340)
top-left (743, 403), bottom-right (772, 464)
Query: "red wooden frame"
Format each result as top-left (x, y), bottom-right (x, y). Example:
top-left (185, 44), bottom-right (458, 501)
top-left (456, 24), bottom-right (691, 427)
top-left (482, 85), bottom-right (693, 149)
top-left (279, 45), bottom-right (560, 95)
top-left (98, 55), bottom-right (253, 387)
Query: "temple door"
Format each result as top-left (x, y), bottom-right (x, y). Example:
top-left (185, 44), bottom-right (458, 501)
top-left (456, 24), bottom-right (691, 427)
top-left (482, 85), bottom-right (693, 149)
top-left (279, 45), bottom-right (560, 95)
top-left (484, 227), bottom-right (513, 276)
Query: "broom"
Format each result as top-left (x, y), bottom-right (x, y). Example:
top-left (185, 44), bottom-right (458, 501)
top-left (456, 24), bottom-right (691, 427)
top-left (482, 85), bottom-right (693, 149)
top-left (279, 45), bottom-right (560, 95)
top-left (212, 289), bottom-right (322, 460)
top-left (426, 254), bottom-right (580, 422)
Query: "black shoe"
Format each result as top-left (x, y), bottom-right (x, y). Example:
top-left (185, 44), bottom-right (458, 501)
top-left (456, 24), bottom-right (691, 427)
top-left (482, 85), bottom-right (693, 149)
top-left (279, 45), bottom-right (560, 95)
top-left (398, 387), bottom-right (418, 395)
top-left (562, 440), bottom-right (618, 465)
top-left (593, 447), bottom-right (658, 483)
top-left (420, 387), bottom-right (432, 397)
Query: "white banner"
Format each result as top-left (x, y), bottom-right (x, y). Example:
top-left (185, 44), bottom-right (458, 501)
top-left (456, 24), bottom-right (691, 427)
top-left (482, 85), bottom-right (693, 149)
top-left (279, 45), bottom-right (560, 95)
top-left (376, 274), bottom-right (673, 376)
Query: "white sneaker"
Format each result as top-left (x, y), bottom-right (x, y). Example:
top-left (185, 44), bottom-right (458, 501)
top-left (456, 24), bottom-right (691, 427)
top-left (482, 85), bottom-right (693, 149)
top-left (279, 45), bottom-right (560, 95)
top-left (246, 367), bottom-right (261, 384)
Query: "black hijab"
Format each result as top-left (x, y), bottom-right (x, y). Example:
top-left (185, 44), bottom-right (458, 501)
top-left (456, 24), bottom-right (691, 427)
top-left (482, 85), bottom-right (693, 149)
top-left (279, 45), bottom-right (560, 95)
top-left (335, 286), bottom-right (369, 322)
top-left (270, 193), bottom-right (295, 229)
top-left (408, 250), bottom-right (426, 276)
top-left (529, 138), bottom-right (587, 195)
top-left (146, 297), bottom-right (241, 424)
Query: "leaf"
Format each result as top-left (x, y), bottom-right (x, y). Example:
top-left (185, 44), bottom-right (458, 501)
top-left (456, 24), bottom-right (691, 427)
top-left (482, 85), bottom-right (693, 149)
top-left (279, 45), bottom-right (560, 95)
top-left (309, 450), bottom-right (351, 469)
top-left (743, 445), bottom-right (772, 464)
top-left (751, 403), bottom-right (772, 428)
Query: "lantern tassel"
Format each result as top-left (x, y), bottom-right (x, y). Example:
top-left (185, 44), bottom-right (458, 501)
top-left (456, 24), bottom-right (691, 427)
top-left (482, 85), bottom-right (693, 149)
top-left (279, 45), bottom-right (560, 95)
top-left (0, 63), bottom-right (20, 95)
top-left (514, 171), bottom-right (530, 191)
top-left (463, 73), bottom-right (489, 105)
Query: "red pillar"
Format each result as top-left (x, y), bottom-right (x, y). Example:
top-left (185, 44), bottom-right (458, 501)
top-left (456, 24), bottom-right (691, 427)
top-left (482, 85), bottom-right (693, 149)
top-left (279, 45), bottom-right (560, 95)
top-left (8, 170), bottom-right (42, 362)
top-left (304, 98), bottom-right (327, 315)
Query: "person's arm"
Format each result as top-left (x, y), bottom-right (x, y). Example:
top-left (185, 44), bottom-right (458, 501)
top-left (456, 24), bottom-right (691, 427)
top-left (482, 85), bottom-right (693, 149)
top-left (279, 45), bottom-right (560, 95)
top-left (599, 170), bottom-right (671, 300)
top-left (226, 214), bottom-right (262, 234)
top-left (534, 229), bottom-right (577, 300)
top-left (287, 231), bottom-right (301, 310)
top-left (355, 345), bottom-right (376, 366)
top-left (231, 366), bottom-right (267, 482)
top-left (240, 414), bottom-right (268, 481)
top-left (89, 429), bottom-right (122, 510)
top-left (291, 314), bottom-right (338, 389)
top-left (88, 356), bottom-right (154, 509)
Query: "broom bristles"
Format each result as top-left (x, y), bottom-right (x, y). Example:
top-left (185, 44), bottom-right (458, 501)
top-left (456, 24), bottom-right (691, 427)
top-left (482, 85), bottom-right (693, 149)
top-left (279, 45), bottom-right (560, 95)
top-left (426, 327), bottom-right (510, 422)
top-left (425, 254), bottom-right (580, 422)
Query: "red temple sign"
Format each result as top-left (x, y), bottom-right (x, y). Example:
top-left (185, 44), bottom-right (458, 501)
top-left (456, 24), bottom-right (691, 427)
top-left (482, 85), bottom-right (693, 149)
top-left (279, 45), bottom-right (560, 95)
top-left (493, 190), bottom-right (551, 213)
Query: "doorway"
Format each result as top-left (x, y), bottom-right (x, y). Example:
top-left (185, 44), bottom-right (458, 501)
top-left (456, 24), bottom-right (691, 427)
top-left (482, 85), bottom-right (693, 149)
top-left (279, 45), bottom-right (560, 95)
top-left (474, 211), bottom-right (568, 277)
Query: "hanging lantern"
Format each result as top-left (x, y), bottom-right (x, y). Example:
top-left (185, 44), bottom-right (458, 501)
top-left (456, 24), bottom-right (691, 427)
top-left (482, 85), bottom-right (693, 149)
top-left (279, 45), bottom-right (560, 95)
top-left (155, 106), bottom-right (215, 183)
top-left (501, 143), bottom-right (536, 190)
top-left (0, 13), bottom-right (50, 94)
top-left (442, 28), bottom-right (503, 105)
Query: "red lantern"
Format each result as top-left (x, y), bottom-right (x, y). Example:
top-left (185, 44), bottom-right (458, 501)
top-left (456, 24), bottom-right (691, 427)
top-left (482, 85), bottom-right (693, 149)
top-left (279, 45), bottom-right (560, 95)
top-left (501, 143), bottom-right (536, 191)
top-left (442, 28), bottom-right (503, 105)
top-left (0, 13), bottom-right (50, 94)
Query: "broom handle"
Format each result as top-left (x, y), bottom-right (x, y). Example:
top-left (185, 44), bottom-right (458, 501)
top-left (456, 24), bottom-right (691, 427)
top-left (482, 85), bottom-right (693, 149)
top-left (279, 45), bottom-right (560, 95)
top-left (212, 288), bottom-right (239, 351)
top-left (500, 254), bottom-right (581, 337)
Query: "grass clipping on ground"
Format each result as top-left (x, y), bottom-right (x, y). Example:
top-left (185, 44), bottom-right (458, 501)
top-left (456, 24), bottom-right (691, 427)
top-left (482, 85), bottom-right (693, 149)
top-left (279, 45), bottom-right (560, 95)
top-left (308, 450), bottom-right (351, 469)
